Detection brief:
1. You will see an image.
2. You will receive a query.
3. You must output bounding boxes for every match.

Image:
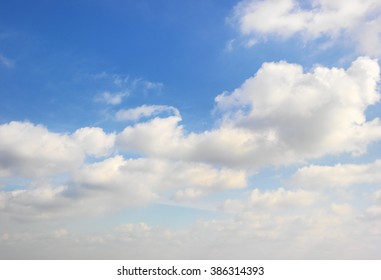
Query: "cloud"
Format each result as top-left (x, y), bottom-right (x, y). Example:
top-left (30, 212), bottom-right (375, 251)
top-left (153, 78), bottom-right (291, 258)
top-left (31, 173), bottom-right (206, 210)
top-left (2, 201), bottom-right (381, 259)
top-left (92, 73), bottom-right (163, 103)
top-left (173, 188), bottom-right (204, 202)
top-left (0, 122), bottom-right (119, 177)
top-left (361, 189), bottom-right (381, 220)
top-left (215, 57), bottom-right (381, 156)
top-left (0, 53), bottom-right (14, 68)
top-left (72, 127), bottom-right (115, 157)
top-left (70, 156), bottom-right (247, 209)
top-left (0, 155), bottom-right (247, 222)
top-left (0, 122), bottom-right (84, 177)
top-left (115, 105), bottom-right (180, 122)
top-left (118, 57), bottom-right (381, 168)
top-left (222, 188), bottom-right (318, 213)
top-left (249, 188), bottom-right (317, 208)
top-left (141, 80), bottom-right (164, 91)
top-left (231, 0), bottom-right (381, 56)
top-left (95, 91), bottom-right (129, 105)
top-left (290, 160), bottom-right (381, 188)
top-left (0, 183), bottom-right (70, 222)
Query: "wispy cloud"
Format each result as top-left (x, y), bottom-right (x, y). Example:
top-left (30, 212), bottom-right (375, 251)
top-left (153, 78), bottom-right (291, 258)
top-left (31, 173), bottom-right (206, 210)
top-left (115, 105), bottom-right (180, 121)
top-left (231, 0), bottom-right (381, 56)
top-left (92, 73), bottom-right (163, 105)
top-left (0, 53), bottom-right (14, 68)
top-left (94, 91), bottom-right (129, 105)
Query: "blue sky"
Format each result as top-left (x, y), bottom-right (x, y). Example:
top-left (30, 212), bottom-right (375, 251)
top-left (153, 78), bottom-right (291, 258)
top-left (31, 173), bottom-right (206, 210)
top-left (1, 0), bottom-right (381, 259)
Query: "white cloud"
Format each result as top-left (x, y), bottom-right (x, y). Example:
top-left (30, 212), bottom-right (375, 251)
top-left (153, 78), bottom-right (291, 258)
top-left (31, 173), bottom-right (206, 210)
top-left (72, 127), bottom-right (115, 157)
top-left (372, 189), bottom-right (381, 204)
top-left (215, 57), bottom-right (381, 157)
top-left (222, 188), bottom-right (318, 213)
top-left (2, 203), bottom-right (381, 259)
top-left (361, 189), bottom-right (381, 220)
top-left (0, 122), bottom-right (84, 177)
top-left (0, 155), bottom-right (247, 221)
top-left (115, 105), bottom-right (180, 121)
top-left (231, 0), bottom-right (381, 56)
top-left (0, 122), bottom-right (119, 177)
top-left (0, 183), bottom-right (70, 221)
top-left (71, 156), bottom-right (247, 202)
top-left (290, 160), bottom-right (381, 188)
top-left (331, 203), bottom-right (353, 216)
top-left (364, 206), bottom-right (381, 219)
top-left (118, 57), bottom-right (381, 168)
top-left (173, 188), bottom-right (204, 202)
top-left (249, 188), bottom-right (317, 208)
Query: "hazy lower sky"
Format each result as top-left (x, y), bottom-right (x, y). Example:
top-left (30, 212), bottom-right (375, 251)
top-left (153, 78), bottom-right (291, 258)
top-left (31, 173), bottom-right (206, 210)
top-left (1, 0), bottom-right (381, 259)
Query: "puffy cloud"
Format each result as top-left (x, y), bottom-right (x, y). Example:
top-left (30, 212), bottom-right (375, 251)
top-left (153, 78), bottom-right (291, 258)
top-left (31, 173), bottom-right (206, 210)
top-left (0, 183), bottom-right (70, 221)
top-left (71, 156), bottom-right (247, 199)
top-left (372, 189), bottom-right (381, 204)
top-left (290, 160), bottom-right (381, 188)
top-left (222, 188), bottom-right (318, 213)
top-left (0, 155), bottom-right (247, 221)
top-left (361, 189), bottom-right (381, 220)
top-left (232, 0), bottom-right (311, 38)
top-left (173, 188), bottom-right (204, 202)
top-left (215, 57), bottom-right (381, 157)
top-left (115, 105), bottom-right (180, 122)
top-left (231, 0), bottom-right (381, 56)
top-left (72, 127), bottom-right (115, 157)
top-left (117, 116), bottom-right (274, 167)
top-left (0, 122), bottom-right (118, 177)
top-left (249, 188), bottom-right (317, 208)
top-left (331, 203), bottom-right (353, 216)
top-left (0, 122), bottom-right (84, 177)
top-left (364, 206), bottom-right (381, 220)
top-left (117, 116), bottom-right (187, 157)
top-left (118, 57), bottom-right (381, 168)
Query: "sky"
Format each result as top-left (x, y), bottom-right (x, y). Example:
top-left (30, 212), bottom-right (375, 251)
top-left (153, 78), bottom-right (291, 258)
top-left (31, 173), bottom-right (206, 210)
top-left (1, 0), bottom-right (381, 259)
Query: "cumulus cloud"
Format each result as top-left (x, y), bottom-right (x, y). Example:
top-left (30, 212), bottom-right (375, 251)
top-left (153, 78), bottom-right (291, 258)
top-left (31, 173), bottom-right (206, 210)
top-left (0, 122), bottom-right (119, 177)
top-left (290, 160), bottom-right (381, 188)
top-left (72, 127), bottom-right (115, 157)
top-left (0, 122), bottom-right (84, 177)
top-left (0, 155), bottom-right (247, 221)
top-left (71, 156), bottom-right (247, 203)
top-left (249, 188), bottom-right (317, 208)
top-left (0, 181), bottom-right (73, 223)
top-left (115, 105), bottom-right (180, 122)
top-left (222, 188), bottom-right (318, 213)
top-left (361, 189), bottom-right (381, 220)
top-left (215, 57), bottom-right (381, 156)
top-left (118, 57), bottom-right (381, 168)
top-left (231, 0), bottom-right (381, 56)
